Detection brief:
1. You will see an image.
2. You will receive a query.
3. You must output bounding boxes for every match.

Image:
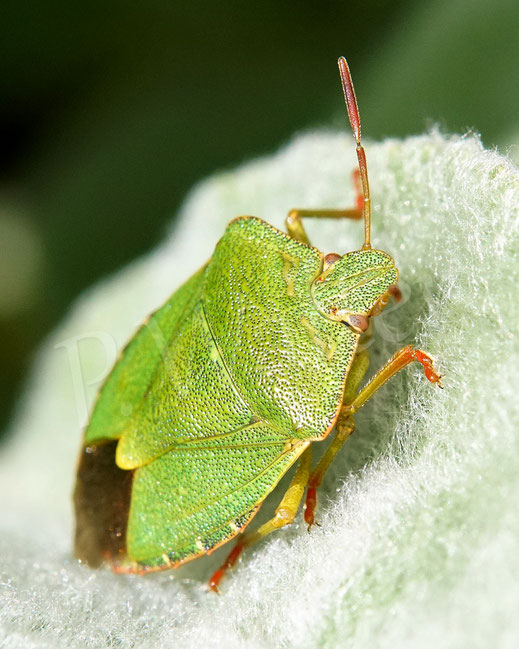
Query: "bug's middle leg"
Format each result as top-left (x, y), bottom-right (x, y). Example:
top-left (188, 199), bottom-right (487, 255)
top-left (303, 348), bottom-right (370, 528)
top-left (286, 170), bottom-right (364, 245)
top-left (208, 445), bottom-right (313, 592)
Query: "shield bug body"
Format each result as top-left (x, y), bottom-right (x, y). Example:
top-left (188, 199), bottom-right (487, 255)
top-left (74, 57), bottom-right (441, 591)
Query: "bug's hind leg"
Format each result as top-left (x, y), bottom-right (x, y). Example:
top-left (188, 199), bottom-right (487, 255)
top-left (286, 170), bottom-right (363, 245)
top-left (208, 445), bottom-right (312, 592)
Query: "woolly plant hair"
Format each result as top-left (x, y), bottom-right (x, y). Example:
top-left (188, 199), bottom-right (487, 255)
top-left (1, 131), bottom-right (518, 648)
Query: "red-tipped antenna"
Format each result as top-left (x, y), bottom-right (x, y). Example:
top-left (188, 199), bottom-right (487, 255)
top-left (338, 57), bottom-right (371, 250)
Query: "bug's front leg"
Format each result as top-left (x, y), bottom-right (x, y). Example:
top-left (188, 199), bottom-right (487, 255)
top-left (208, 445), bottom-right (313, 593)
top-left (345, 346), bottom-right (442, 417)
top-left (303, 346), bottom-right (442, 528)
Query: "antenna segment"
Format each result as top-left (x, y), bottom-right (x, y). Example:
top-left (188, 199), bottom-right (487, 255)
top-left (338, 57), bottom-right (371, 250)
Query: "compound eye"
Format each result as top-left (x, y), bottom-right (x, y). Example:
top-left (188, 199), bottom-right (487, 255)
top-left (344, 313), bottom-right (369, 334)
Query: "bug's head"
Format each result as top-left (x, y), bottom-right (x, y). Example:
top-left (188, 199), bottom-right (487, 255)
top-left (311, 249), bottom-right (398, 333)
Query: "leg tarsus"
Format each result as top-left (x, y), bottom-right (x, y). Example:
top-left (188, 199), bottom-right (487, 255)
top-left (413, 349), bottom-right (443, 386)
top-left (208, 544), bottom-right (244, 593)
top-left (304, 487), bottom-right (318, 529)
top-left (344, 346), bottom-right (442, 419)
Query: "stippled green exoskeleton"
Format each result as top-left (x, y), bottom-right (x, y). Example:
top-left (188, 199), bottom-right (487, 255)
top-left (74, 57), bottom-right (441, 591)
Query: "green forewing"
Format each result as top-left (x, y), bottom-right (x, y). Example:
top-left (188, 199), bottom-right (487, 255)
top-left (127, 426), bottom-right (307, 567)
top-left (84, 267), bottom-right (206, 445)
top-left (115, 300), bottom-right (253, 469)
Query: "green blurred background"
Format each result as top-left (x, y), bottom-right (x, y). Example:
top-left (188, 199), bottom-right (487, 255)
top-left (1, 0), bottom-right (518, 435)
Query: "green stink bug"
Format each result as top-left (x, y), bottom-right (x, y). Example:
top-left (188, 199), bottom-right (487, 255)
top-left (74, 57), bottom-right (441, 591)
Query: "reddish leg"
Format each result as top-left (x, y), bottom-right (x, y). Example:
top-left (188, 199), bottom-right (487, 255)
top-left (343, 347), bottom-right (442, 419)
top-left (304, 346), bottom-right (441, 528)
top-left (209, 544), bottom-right (245, 593)
top-left (304, 414), bottom-right (355, 529)
top-left (285, 167), bottom-right (364, 246)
